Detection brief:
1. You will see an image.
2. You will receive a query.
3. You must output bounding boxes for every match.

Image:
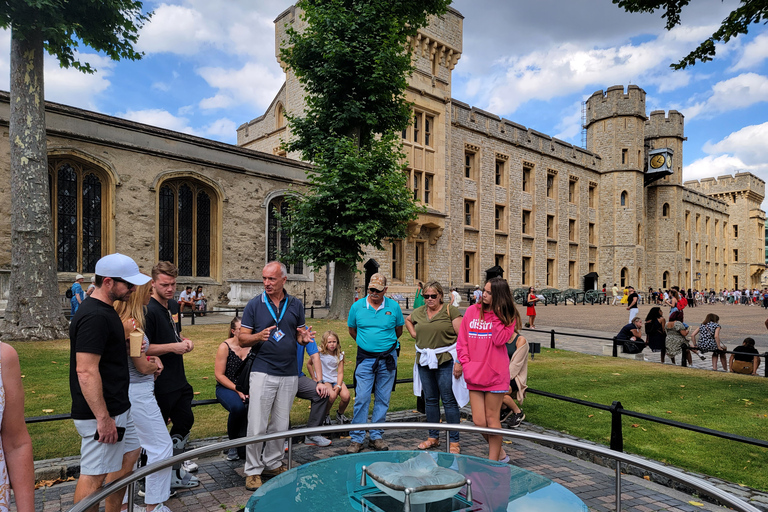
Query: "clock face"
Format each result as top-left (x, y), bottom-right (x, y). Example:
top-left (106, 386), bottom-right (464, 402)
top-left (650, 154), bottom-right (666, 169)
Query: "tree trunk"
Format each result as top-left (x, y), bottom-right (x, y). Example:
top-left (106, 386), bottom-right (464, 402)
top-left (1, 29), bottom-right (69, 341)
top-left (326, 260), bottom-right (355, 321)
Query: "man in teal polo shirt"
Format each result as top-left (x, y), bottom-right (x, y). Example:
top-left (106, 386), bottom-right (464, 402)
top-left (346, 273), bottom-right (404, 453)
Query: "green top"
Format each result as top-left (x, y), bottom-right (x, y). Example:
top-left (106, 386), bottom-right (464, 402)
top-left (413, 289), bottom-right (425, 309)
top-left (411, 303), bottom-right (462, 366)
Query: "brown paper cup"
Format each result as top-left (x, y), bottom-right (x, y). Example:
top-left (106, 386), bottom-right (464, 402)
top-left (129, 329), bottom-right (144, 357)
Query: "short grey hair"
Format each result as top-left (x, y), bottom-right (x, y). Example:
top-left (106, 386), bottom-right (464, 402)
top-left (265, 261), bottom-right (287, 278)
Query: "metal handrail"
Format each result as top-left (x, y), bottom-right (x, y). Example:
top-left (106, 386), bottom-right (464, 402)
top-left (66, 422), bottom-right (760, 512)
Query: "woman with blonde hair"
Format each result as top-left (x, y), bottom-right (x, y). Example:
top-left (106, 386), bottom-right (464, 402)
top-left (114, 284), bottom-right (173, 512)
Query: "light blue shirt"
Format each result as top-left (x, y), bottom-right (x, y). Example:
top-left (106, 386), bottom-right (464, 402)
top-left (348, 296), bottom-right (404, 353)
top-left (296, 340), bottom-right (319, 377)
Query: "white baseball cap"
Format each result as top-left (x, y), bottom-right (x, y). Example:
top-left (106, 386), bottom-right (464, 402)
top-left (94, 253), bottom-right (151, 286)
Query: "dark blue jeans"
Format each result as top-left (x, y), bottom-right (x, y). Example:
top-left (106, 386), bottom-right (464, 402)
top-left (216, 385), bottom-right (248, 457)
top-left (418, 361), bottom-right (460, 442)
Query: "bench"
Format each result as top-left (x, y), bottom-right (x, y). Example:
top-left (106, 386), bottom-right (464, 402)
top-left (602, 343), bottom-right (645, 360)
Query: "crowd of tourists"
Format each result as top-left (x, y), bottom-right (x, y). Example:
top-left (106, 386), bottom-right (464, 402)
top-left (614, 285), bottom-right (763, 376)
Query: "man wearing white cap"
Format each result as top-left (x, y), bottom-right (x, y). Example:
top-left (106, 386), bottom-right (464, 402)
top-left (70, 253), bottom-right (151, 512)
top-left (70, 274), bottom-right (87, 316)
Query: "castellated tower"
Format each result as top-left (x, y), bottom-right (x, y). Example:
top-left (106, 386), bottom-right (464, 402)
top-left (585, 85), bottom-right (647, 289)
top-left (644, 110), bottom-right (686, 287)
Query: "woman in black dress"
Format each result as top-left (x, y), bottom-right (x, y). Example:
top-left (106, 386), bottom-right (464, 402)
top-left (644, 307), bottom-right (666, 362)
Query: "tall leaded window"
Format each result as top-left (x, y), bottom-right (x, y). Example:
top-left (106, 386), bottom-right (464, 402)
top-left (158, 180), bottom-right (212, 277)
top-left (48, 158), bottom-right (107, 273)
top-left (267, 196), bottom-right (303, 275)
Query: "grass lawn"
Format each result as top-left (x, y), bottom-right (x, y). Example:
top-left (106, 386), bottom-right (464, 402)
top-left (15, 319), bottom-right (768, 490)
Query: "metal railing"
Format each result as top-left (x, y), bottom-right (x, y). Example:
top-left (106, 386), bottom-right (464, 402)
top-left (65, 422), bottom-right (761, 512)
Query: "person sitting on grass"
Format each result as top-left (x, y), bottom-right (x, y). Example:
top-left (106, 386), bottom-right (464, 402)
top-left (616, 317), bottom-right (645, 354)
top-left (730, 337), bottom-right (761, 376)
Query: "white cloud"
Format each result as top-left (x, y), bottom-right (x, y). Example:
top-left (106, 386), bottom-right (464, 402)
top-left (137, 4), bottom-right (218, 55)
top-left (683, 73), bottom-right (768, 120)
top-left (197, 62), bottom-right (284, 111)
top-left (731, 33), bottom-right (768, 71)
top-left (119, 108), bottom-right (198, 135)
top-left (480, 25), bottom-right (713, 116)
top-left (152, 81), bottom-right (171, 91)
top-left (199, 94), bottom-right (235, 110)
top-left (44, 53), bottom-right (115, 110)
top-left (203, 118), bottom-right (237, 139)
top-left (553, 101), bottom-right (584, 141)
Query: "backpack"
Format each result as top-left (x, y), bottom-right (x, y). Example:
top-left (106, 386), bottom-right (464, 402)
top-left (65, 287), bottom-right (74, 299)
top-left (678, 296), bottom-right (687, 309)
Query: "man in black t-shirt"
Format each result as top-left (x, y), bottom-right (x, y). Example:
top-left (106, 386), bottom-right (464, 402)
top-left (626, 286), bottom-right (639, 324)
top-left (70, 253), bottom-right (150, 512)
top-left (145, 261), bottom-right (199, 489)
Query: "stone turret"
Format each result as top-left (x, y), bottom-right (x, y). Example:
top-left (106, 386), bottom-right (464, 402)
top-left (646, 110), bottom-right (685, 185)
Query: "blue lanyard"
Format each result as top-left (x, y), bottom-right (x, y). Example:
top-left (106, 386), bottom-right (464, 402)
top-left (262, 292), bottom-right (288, 327)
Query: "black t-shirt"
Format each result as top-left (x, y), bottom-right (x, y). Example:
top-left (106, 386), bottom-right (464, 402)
top-left (69, 297), bottom-right (130, 419)
top-left (627, 292), bottom-right (639, 308)
top-left (733, 345), bottom-right (759, 362)
top-left (616, 323), bottom-right (637, 341)
top-left (145, 297), bottom-right (187, 393)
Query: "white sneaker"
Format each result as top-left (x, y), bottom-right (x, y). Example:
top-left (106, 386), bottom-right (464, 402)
top-left (305, 435), bottom-right (332, 447)
top-left (181, 460), bottom-right (198, 473)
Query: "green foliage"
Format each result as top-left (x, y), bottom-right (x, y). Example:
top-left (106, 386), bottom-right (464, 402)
top-left (0, 0), bottom-right (151, 72)
top-left (613, 0), bottom-right (768, 69)
top-left (278, 0), bottom-right (450, 271)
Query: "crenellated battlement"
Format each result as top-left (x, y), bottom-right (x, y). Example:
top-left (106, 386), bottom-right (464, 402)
top-left (450, 99), bottom-right (601, 169)
top-left (584, 85), bottom-right (646, 126)
top-left (685, 172), bottom-right (765, 200)
top-left (646, 110), bottom-right (684, 140)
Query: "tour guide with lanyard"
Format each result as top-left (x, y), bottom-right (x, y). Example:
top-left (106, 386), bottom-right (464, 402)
top-left (262, 291), bottom-right (292, 343)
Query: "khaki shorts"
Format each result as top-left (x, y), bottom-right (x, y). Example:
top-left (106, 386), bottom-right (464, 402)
top-left (74, 409), bottom-right (140, 475)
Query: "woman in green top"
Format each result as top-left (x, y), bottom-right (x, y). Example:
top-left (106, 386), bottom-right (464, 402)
top-left (405, 281), bottom-right (463, 454)
top-left (413, 281), bottom-right (425, 309)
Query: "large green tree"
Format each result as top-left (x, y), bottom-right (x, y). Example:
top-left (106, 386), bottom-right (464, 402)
top-left (0, 1), bottom-right (150, 340)
top-left (280, 0), bottom-right (451, 320)
top-left (613, 0), bottom-right (768, 69)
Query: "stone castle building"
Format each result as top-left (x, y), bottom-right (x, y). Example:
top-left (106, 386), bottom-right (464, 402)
top-left (0, 4), bottom-right (763, 308)
top-left (238, 6), bottom-right (766, 296)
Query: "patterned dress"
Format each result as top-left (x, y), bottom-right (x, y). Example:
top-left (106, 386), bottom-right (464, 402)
top-left (0, 344), bottom-right (10, 511)
top-left (696, 322), bottom-right (721, 353)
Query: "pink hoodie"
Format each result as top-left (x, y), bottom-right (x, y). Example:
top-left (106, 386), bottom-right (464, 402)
top-left (457, 304), bottom-right (516, 391)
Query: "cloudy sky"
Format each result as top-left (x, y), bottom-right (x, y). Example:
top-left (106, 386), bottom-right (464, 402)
top-left (1, 0), bottom-right (766, 205)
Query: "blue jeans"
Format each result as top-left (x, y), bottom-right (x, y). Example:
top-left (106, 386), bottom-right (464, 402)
top-left (350, 353), bottom-right (397, 443)
top-left (216, 385), bottom-right (248, 458)
top-left (418, 362), bottom-right (460, 442)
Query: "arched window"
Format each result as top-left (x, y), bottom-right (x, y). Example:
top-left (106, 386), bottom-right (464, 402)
top-left (637, 268), bottom-right (642, 289)
top-left (267, 196), bottom-right (303, 275)
top-left (620, 191), bottom-right (628, 206)
top-left (158, 179), bottom-right (213, 277)
top-left (276, 103), bottom-right (285, 129)
top-left (662, 203), bottom-right (670, 217)
top-left (620, 267), bottom-right (628, 288)
top-left (663, 271), bottom-right (669, 289)
top-left (48, 157), bottom-right (112, 273)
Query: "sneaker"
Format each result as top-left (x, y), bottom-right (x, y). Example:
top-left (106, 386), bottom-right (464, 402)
top-left (181, 460), bottom-right (198, 473)
top-left (284, 440), bottom-right (289, 452)
top-left (369, 439), bottom-right (389, 451)
top-left (507, 411), bottom-right (525, 428)
top-left (137, 480), bottom-right (145, 497)
top-left (245, 475), bottom-right (262, 491)
top-left (500, 406), bottom-right (514, 423)
top-left (499, 454), bottom-right (510, 464)
top-left (323, 414), bottom-right (332, 426)
top-left (305, 435), bottom-right (332, 447)
top-left (336, 411), bottom-right (349, 424)
top-left (170, 469), bottom-right (199, 489)
top-left (226, 448), bottom-right (239, 461)
top-left (346, 441), bottom-right (363, 454)
top-left (262, 465), bottom-right (287, 478)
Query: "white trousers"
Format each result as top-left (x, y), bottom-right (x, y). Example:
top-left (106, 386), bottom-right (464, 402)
top-left (128, 380), bottom-right (173, 505)
top-left (245, 372), bottom-right (298, 476)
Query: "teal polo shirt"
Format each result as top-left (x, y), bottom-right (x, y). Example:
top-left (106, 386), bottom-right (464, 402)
top-left (347, 295), bottom-right (404, 352)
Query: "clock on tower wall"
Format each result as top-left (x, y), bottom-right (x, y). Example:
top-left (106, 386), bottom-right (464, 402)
top-left (645, 147), bottom-right (674, 186)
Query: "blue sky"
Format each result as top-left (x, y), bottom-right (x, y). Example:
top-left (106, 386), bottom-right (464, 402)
top-left (1, 0), bottom-right (766, 206)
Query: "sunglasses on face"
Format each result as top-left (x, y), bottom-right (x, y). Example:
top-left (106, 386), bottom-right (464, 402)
top-left (368, 288), bottom-right (383, 294)
top-left (111, 277), bottom-right (135, 290)
top-left (423, 294), bottom-right (439, 299)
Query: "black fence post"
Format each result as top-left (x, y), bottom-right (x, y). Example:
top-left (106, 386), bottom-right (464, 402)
top-left (681, 345), bottom-right (688, 367)
top-left (765, 353), bottom-right (768, 378)
top-left (406, 297), bottom-right (409, 309)
top-left (609, 400), bottom-right (624, 452)
top-left (191, 312), bottom-right (195, 325)
top-left (236, 307), bottom-right (240, 317)
top-left (310, 306), bottom-right (314, 319)
top-left (550, 329), bottom-right (556, 349)
top-left (612, 336), bottom-right (618, 358)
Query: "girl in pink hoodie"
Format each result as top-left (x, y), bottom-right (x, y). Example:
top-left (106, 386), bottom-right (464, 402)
top-left (457, 277), bottom-right (520, 462)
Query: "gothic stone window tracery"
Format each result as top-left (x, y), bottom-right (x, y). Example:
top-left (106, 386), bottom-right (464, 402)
top-left (267, 196), bottom-right (304, 276)
top-left (48, 158), bottom-right (110, 273)
top-left (159, 179), bottom-right (213, 277)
